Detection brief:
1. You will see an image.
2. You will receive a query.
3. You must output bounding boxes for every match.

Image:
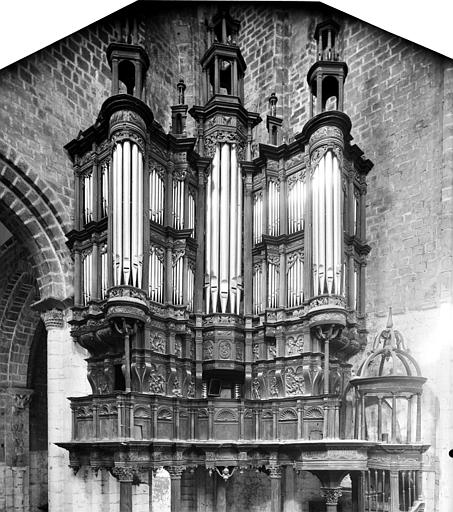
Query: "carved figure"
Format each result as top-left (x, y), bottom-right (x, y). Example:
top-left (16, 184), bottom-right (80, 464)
top-left (285, 367), bottom-right (305, 396)
top-left (252, 378), bottom-right (261, 399)
top-left (252, 344), bottom-right (260, 361)
top-left (287, 335), bottom-right (304, 355)
top-left (149, 369), bottom-right (166, 394)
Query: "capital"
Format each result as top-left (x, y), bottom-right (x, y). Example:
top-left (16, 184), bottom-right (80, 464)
top-left (110, 466), bottom-right (136, 482)
top-left (168, 465), bottom-right (185, 479)
top-left (41, 308), bottom-right (65, 330)
top-left (320, 487), bottom-right (343, 505)
top-left (267, 465), bottom-right (282, 478)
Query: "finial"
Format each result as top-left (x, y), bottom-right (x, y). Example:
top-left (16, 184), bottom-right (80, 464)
top-left (177, 78), bottom-right (186, 104)
top-left (268, 92), bottom-right (278, 116)
top-left (386, 307), bottom-right (393, 329)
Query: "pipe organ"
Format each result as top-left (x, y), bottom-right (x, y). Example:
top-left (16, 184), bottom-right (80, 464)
top-left (67, 16), bottom-right (372, 409)
top-left (62, 18), bottom-right (433, 512)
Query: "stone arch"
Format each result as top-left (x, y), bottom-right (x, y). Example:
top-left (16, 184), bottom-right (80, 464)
top-left (0, 150), bottom-right (72, 300)
top-left (0, 240), bottom-right (40, 387)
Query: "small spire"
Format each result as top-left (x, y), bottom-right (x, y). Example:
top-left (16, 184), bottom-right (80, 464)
top-left (268, 92), bottom-right (278, 116)
top-left (386, 307), bottom-right (393, 329)
top-left (177, 78), bottom-right (186, 105)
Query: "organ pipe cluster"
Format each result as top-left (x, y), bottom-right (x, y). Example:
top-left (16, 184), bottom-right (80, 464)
top-left (205, 142), bottom-right (242, 314)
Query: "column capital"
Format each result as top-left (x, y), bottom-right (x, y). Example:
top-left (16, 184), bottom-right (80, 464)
top-left (168, 465), bottom-right (186, 479)
top-left (41, 308), bottom-right (65, 330)
top-left (110, 465), bottom-right (137, 482)
top-left (320, 487), bottom-right (343, 505)
top-left (9, 388), bottom-right (33, 414)
top-left (267, 465), bottom-right (282, 478)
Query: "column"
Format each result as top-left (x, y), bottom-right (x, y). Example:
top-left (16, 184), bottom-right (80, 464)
top-left (41, 306), bottom-right (91, 511)
top-left (42, 308), bottom-right (67, 512)
top-left (215, 475), bottom-right (227, 512)
top-left (12, 466), bottom-right (27, 512)
top-left (389, 470), bottom-right (400, 512)
top-left (351, 472), bottom-right (365, 512)
top-left (111, 467), bottom-right (134, 512)
top-left (320, 487), bottom-right (343, 512)
top-left (168, 466), bottom-right (185, 512)
top-left (269, 466), bottom-right (282, 512)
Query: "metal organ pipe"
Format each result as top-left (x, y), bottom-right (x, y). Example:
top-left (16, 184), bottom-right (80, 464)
top-left (229, 144), bottom-right (237, 314)
top-left (312, 150), bottom-right (343, 297)
top-left (111, 141), bottom-right (144, 288)
top-left (205, 168), bottom-right (212, 313)
top-left (101, 245), bottom-right (108, 299)
top-left (149, 168), bottom-right (164, 224)
top-left (219, 142), bottom-right (230, 313)
top-left (235, 145), bottom-right (242, 315)
top-left (122, 141), bottom-right (131, 286)
top-left (210, 145), bottom-right (220, 312)
top-left (205, 143), bottom-right (243, 314)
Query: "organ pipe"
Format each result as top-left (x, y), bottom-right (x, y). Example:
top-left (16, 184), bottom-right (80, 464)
top-left (149, 168), bottom-right (165, 224)
top-left (187, 190), bottom-right (195, 235)
top-left (219, 143), bottom-right (230, 312)
top-left (112, 141), bottom-right (144, 288)
top-left (149, 246), bottom-right (164, 303)
top-left (311, 150), bottom-right (343, 296)
top-left (187, 265), bottom-right (194, 311)
top-left (82, 250), bottom-right (93, 305)
top-left (235, 145), bottom-right (242, 315)
top-left (210, 146), bottom-right (220, 311)
top-left (205, 143), bottom-right (243, 314)
top-left (288, 174), bottom-right (304, 234)
top-left (173, 179), bottom-right (185, 229)
top-left (229, 144), bottom-right (237, 314)
top-left (122, 141), bottom-right (131, 286)
top-left (287, 252), bottom-right (304, 307)
top-left (101, 162), bottom-right (109, 217)
top-left (253, 192), bottom-right (263, 244)
top-left (83, 172), bottom-right (93, 224)
top-left (101, 245), bottom-right (108, 299)
top-left (268, 179), bottom-right (280, 236)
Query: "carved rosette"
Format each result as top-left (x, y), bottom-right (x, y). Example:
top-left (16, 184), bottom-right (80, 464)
top-left (320, 487), bottom-right (343, 505)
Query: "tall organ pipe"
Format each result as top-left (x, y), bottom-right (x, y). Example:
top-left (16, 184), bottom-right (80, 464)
top-left (235, 146), bottom-right (242, 315)
top-left (219, 143), bottom-right (230, 313)
top-left (229, 143), bottom-right (237, 313)
top-left (205, 143), bottom-right (243, 314)
top-left (111, 140), bottom-right (144, 288)
top-left (311, 150), bottom-right (343, 297)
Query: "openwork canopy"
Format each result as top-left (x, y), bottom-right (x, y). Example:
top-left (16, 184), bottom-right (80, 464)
top-left (357, 308), bottom-right (422, 378)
